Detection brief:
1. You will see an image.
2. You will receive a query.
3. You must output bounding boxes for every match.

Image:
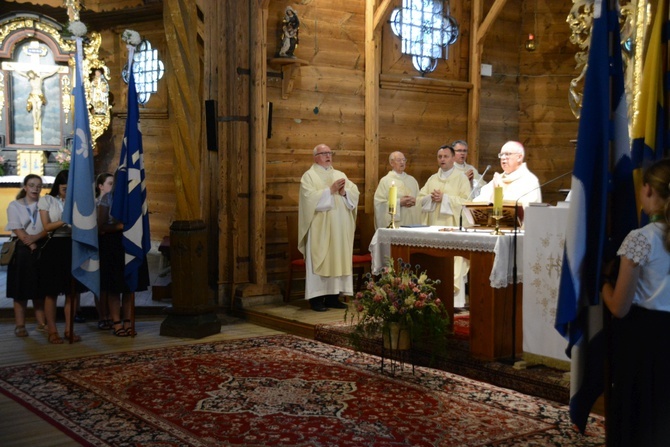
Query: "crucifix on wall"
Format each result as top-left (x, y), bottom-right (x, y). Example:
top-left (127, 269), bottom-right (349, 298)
top-left (1, 40), bottom-right (69, 146)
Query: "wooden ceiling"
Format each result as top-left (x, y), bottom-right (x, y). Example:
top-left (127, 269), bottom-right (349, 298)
top-left (0, 0), bottom-right (163, 30)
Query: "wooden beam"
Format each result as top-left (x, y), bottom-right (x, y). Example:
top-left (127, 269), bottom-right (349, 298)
top-left (248, 0), bottom-right (274, 292)
top-left (476, 0), bottom-right (508, 47)
top-left (373, 0), bottom-right (394, 31)
top-left (468, 0), bottom-right (506, 169)
top-left (365, 0), bottom-right (381, 213)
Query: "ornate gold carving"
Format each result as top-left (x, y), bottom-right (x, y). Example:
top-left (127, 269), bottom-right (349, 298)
top-left (81, 32), bottom-right (112, 148)
top-left (567, 0), bottom-right (647, 130)
top-left (16, 150), bottom-right (46, 176)
top-left (567, 0), bottom-right (594, 119)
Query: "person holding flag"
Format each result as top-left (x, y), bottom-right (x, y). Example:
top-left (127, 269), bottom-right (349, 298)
top-left (39, 170), bottom-right (88, 343)
top-left (601, 158), bottom-right (670, 446)
top-left (108, 29), bottom-right (152, 335)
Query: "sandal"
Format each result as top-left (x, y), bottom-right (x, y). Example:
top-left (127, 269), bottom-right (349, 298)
top-left (123, 319), bottom-right (137, 336)
top-left (98, 319), bottom-right (112, 330)
top-left (64, 332), bottom-right (82, 343)
top-left (36, 323), bottom-right (47, 333)
top-left (14, 326), bottom-right (28, 337)
top-left (48, 332), bottom-right (63, 344)
top-left (112, 321), bottom-right (128, 337)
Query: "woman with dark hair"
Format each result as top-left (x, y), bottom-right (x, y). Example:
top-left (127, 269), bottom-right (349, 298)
top-left (38, 170), bottom-right (86, 343)
top-left (5, 174), bottom-right (47, 337)
top-left (97, 170), bottom-right (149, 336)
top-left (93, 172), bottom-right (114, 330)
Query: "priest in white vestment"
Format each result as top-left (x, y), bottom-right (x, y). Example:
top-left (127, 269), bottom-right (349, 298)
top-left (473, 141), bottom-right (542, 206)
top-left (373, 151), bottom-right (421, 229)
top-left (452, 140), bottom-right (486, 198)
top-left (298, 144), bottom-right (360, 312)
top-left (418, 145), bottom-right (472, 307)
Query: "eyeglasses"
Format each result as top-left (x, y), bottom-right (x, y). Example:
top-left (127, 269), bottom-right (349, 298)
top-left (454, 150), bottom-right (468, 153)
top-left (393, 158), bottom-right (407, 162)
top-left (315, 151), bottom-right (335, 157)
top-left (498, 152), bottom-right (520, 159)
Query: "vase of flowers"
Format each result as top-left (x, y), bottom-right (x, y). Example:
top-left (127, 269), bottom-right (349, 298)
top-left (55, 148), bottom-right (71, 170)
top-left (383, 322), bottom-right (411, 350)
top-left (345, 259), bottom-right (450, 355)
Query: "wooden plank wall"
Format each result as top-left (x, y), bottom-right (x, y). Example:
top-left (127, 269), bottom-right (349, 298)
top-left (518, 0), bottom-right (579, 204)
top-left (264, 0), bottom-right (578, 287)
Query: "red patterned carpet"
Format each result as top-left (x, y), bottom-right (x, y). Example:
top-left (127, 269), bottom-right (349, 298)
top-left (0, 335), bottom-right (604, 446)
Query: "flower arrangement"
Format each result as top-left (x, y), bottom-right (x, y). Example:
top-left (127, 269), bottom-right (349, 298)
top-left (345, 259), bottom-right (450, 354)
top-left (55, 148), bottom-right (71, 170)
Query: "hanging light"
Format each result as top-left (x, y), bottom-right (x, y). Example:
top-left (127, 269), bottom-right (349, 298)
top-left (525, 33), bottom-right (537, 52)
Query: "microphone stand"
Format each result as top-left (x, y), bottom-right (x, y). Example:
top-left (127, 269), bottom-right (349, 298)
top-left (500, 170), bottom-right (573, 366)
top-left (459, 165), bottom-right (491, 231)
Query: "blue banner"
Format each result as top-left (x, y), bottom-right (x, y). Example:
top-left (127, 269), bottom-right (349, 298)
top-left (111, 61), bottom-right (151, 291)
top-left (62, 38), bottom-right (100, 297)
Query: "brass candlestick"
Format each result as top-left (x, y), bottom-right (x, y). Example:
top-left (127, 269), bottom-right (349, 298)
top-left (491, 208), bottom-right (503, 235)
top-left (387, 207), bottom-right (397, 229)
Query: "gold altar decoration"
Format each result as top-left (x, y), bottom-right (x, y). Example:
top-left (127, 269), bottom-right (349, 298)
top-left (17, 150), bottom-right (46, 177)
top-left (567, 0), bottom-right (649, 137)
top-left (0, 14), bottom-right (111, 150)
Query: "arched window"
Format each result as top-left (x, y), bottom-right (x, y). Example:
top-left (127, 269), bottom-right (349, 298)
top-left (122, 39), bottom-right (164, 105)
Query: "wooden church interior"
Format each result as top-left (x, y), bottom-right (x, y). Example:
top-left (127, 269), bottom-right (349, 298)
top-left (0, 0), bottom-right (601, 442)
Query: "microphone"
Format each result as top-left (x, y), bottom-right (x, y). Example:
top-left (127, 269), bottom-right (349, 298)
top-left (502, 169), bottom-right (573, 365)
top-left (459, 165), bottom-right (491, 231)
top-left (513, 170), bottom-right (573, 214)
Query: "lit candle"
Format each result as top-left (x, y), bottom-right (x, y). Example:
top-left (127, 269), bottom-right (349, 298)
top-left (493, 186), bottom-right (503, 215)
top-left (388, 181), bottom-right (397, 214)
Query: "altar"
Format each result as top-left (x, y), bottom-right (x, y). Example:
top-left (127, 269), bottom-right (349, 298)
top-left (370, 227), bottom-right (524, 360)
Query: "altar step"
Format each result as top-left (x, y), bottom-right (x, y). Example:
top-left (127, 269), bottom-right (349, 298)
top-left (232, 298), bottom-right (347, 340)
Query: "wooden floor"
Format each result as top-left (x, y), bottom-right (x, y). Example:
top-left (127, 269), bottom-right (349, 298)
top-left (0, 300), bottom-right (348, 447)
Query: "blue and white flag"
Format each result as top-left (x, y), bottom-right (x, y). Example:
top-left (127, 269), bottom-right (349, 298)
top-left (111, 51), bottom-right (151, 291)
top-left (63, 38), bottom-right (100, 297)
top-left (555, 0), bottom-right (625, 433)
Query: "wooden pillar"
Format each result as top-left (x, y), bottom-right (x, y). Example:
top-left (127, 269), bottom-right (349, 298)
top-left (161, 0), bottom-right (221, 337)
top-left (234, 0), bottom-right (281, 303)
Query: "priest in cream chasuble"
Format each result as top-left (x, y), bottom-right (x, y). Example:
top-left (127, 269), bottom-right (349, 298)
top-left (298, 144), bottom-right (359, 310)
top-left (418, 145), bottom-right (472, 307)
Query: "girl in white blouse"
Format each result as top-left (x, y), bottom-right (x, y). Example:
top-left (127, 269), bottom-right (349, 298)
top-left (38, 170), bottom-right (86, 343)
top-left (5, 174), bottom-right (47, 337)
top-left (602, 158), bottom-right (670, 446)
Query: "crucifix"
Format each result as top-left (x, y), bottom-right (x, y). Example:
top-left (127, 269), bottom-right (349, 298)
top-left (1, 40), bottom-right (69, 145)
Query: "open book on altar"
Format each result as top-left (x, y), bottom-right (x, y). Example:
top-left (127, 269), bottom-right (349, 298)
top-left (462, 201), bottom-right (525, 228)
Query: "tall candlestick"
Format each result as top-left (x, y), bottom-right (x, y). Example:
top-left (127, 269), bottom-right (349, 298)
top-left (493, 186), bottom-right (503, 215)
top-left (388, 181), bottom-right (397, 214)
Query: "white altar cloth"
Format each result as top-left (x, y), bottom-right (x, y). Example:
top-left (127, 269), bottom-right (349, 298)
top-left (522, 206), bottom-right (570, 365)
top-left (370, 226), bottom-right (524, 288)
